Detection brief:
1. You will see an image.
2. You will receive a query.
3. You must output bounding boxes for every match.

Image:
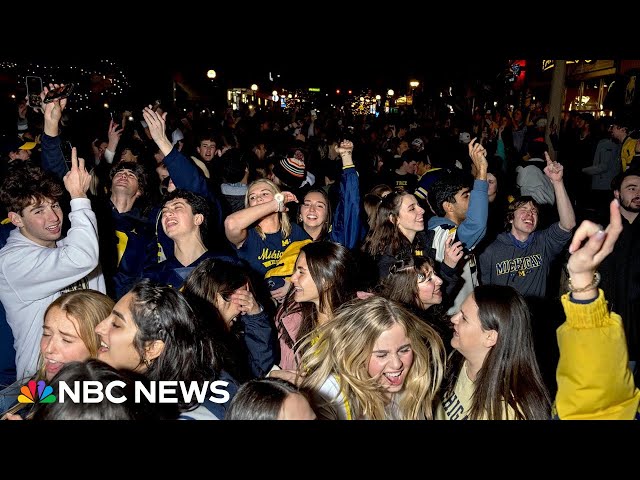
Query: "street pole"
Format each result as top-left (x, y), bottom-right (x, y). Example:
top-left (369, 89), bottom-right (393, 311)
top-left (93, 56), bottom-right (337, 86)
top-left (548, 60), bottom-right (566, 162)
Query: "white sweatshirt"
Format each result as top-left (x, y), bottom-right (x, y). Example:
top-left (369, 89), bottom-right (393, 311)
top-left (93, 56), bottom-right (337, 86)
top-left (0, 198), bottom-right (105, 380)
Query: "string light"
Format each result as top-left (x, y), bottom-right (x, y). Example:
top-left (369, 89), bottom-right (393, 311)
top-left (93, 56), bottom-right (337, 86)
top-left (2, 59), bottom-right (131, 112)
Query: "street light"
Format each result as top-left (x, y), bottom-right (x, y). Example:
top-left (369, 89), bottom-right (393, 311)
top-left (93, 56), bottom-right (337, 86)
top-left (409, 81), bottom-right (419, 106)
top-left (251, 84), bottom-right (258, 92)
top-left (375, 94), bottom-right (381, 100)
top-left (207, 69), bottom-right (217, 79)
top-left (387, 89), bottom-right (394, 97)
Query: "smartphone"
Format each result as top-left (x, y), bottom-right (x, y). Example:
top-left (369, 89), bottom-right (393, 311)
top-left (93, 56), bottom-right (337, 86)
top-left (26, 76), bottom-right (43, 108)
top-left (43, 83), bottom-right (75, 104)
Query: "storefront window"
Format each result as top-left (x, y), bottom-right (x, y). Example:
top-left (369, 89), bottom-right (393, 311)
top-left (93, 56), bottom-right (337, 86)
top-left (564, 76), bottom-right (614, 117)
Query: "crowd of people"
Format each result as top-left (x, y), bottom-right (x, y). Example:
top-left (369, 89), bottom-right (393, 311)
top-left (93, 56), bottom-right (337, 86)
top-left (0, 83), bottom-right (638, 420)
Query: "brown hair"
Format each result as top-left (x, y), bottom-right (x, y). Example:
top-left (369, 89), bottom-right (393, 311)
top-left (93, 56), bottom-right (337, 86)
top-left (0, 163), bottom-right (63, 214)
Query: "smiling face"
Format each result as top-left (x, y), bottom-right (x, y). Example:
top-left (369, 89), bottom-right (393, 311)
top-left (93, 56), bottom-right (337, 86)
top-left (94, 293), bottom-right (143, 371)
top-left (290, 252), bottom-right (320, 306)
top-left (450, 293), bottom-right (495, 363)
top-left (510, 201), bottom-right (538, 239)
top-left (417, 265), bottom-right (443, 309)
top-left (396, 194), bottom-right (425, 237)
top-left (40, 307), bottom-right (92, 381)
top-left (300, 191), bottom-right (328, 230)
top-left (10, 198), bottom-right (63, 248)
top-left (367, 323), bottom-right (414, 398)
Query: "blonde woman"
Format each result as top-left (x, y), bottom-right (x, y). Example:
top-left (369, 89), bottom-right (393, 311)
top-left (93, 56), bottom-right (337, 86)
top-left (298, 296), bottom-right (446, 420)
top-left (224, 179), bottom-right (310, 302)
top-left (0, 290), bottom-right (114, 419)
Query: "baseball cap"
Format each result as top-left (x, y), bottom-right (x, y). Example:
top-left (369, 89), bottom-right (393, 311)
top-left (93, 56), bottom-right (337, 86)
top-left (1, 136), bottom-right (37, 156)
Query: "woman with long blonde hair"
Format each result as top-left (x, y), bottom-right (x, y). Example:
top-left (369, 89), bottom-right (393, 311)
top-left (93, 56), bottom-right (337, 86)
top-left (299, 295), bottom-right (446, 420)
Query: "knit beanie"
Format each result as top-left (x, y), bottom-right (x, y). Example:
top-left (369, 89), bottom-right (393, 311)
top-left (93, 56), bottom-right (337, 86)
top-left (272, 149), bottom-right (306, 189)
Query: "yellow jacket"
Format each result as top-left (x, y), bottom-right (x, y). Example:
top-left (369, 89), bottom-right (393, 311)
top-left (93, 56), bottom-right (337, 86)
top-left (555, 290), bottom-right (640, 419)
top-left (620, 136), bottom-right (637, 171)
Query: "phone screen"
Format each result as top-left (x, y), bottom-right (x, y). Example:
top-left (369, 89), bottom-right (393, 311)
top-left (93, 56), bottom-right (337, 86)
top-left (26, 76), bottom-right (43, 108)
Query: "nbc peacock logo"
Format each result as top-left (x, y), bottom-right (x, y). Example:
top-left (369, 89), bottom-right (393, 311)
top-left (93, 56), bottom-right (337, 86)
top-left (18, 380), bottom-right (57, 404)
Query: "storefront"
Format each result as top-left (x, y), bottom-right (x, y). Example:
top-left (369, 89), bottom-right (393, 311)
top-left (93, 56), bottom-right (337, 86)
top-left (559, 60), bottom-right (616, 117)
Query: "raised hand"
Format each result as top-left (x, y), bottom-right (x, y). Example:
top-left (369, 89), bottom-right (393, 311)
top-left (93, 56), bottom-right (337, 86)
top-left (270, 279), bottom-right (292, 303)
top-left (567, 199), bottom-right (622, 279)
top-left (443, 232), bottom-right (464, 268)
top-left (142, 105), bottom-right (169, 145)
top-left (543, 151), bottom-right (564, 183)
top-left (336, 139), bottom-right (354, 157)
top-left (468, 137), bottom-right (488, 178)
top-left (280, 191), bottom-right (299, 205)
top-left (63, 147), bottom-right (91, 199)
top-left (107, 119), bottom-right (123, 152)
top-left (41, 84), bottom-right (68, 136)
top-left (229, 285), bottom-right (261, 316)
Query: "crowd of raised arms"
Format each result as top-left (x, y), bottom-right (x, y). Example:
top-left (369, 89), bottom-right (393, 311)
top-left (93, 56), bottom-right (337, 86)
top-left (0, 84), bottom-right (638, 420)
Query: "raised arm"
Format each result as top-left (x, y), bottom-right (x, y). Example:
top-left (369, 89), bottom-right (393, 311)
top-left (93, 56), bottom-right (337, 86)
top-left (224, 192), bottom-right (298, 248)
top-left (544, 151), bottom-right (576, 232)
top-left (4, 148), bottom-right (98, 298)
top-left (329, 140), bottom-right (361, 249)
top-left (555, 199), bottom-right (640, 419)
top-left (40, 84), bottom-right (68, 179)
top-left (456, 138), bottom-right (488, 249)
top-left (104, 119), bottom-right (123, 164)
top-left (142, 106), bottom-right (209, 198)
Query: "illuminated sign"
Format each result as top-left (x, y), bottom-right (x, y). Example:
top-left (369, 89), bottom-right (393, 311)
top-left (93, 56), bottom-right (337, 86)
top-left (308, 87), bottom-right (321, 92)
top-left (542, 60), bottom-right (594, 71)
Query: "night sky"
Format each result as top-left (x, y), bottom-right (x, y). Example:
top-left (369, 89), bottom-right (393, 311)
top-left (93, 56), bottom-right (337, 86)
top-left (3, 39), bottom-right (510, 101)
